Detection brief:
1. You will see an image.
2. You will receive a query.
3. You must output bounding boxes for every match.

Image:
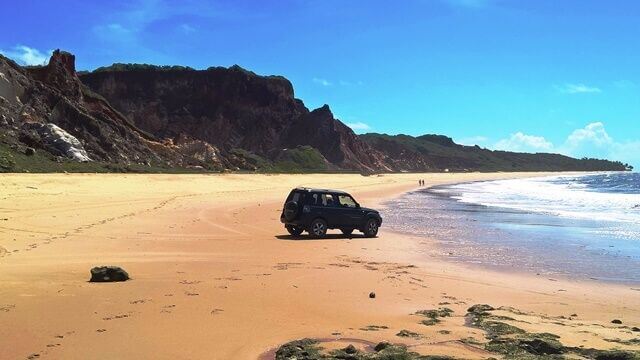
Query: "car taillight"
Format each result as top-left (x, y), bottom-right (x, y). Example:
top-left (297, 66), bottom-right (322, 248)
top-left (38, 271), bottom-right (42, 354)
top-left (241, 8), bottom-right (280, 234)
top-left (303, 205), bottom-right (310, 213)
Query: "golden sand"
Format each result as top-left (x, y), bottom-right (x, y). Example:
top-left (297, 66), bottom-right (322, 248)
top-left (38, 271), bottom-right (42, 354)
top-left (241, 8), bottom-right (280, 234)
top-left (0, 172), bottom-right (638, 359)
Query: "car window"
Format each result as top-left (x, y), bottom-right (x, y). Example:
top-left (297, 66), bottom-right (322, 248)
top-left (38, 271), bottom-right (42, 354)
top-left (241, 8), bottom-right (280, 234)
top-left (287, 191), bottom-right (305, 203)
top-left (309, 193), bottom-right (336, 207)
top-left (338, 195), bottom-right (358, 208)
top-left (322, 193), bottom-right (335, 207)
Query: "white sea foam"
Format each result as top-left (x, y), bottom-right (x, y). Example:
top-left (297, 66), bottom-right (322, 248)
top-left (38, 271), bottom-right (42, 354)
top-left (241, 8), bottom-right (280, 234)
top-left (447, 175), bottom-right (640, 224)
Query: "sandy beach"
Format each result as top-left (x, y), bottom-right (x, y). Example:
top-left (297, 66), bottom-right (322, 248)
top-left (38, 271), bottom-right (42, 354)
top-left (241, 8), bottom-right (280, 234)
top-left (1, 172), bottom-right (638, 359)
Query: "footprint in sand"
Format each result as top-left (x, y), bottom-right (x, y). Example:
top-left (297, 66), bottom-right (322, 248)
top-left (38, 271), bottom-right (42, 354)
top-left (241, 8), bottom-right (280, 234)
top-left (179, 280), bottom-right (202, 285)
top-left (0, 304), bottom-right (15, 312)
top-left (210, 308), bottom-right (224, 315)
top-left (160, 304), bottom-right (176, 314)
top-left (103, 313), bottom-right (131, 320)
top-left (129, 299), bottom-right (150, 305)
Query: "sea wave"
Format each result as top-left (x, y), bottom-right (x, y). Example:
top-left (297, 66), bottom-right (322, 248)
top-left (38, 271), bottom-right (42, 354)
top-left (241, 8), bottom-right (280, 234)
top-left (444, 174), bottom-right (640, 224)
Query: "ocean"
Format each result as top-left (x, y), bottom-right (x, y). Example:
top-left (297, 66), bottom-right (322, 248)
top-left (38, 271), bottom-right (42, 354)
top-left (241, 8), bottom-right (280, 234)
top-left (384, 173), bottom-right (640, 284)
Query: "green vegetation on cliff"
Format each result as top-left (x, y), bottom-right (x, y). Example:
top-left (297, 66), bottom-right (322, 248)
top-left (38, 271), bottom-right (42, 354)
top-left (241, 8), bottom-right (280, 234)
top-left (361, 133), bottom-right (632, 172)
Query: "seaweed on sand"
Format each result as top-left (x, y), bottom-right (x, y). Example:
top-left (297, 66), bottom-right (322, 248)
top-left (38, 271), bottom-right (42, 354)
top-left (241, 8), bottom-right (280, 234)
top-left (465, 304), bottom-right (640, 360)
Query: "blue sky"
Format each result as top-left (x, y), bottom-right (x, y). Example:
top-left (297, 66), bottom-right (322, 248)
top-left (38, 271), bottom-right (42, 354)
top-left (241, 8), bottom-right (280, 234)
top-left (2, 0), bottom-right (639, 166)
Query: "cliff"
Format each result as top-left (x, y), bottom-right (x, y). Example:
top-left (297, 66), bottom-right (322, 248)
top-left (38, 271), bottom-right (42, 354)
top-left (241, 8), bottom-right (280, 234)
top-left (79, 63), bottom-right (387, 171)
top-left (0, 50), bottom-right (228, 171)
top-left (360, 133), bottom-right (630, 172)
top-left (0, 50), bottom-right (630, 173)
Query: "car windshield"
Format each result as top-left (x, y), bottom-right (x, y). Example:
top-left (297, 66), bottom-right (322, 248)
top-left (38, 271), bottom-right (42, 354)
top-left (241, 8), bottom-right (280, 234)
top-left (338, 195), bottom-right (358, 208)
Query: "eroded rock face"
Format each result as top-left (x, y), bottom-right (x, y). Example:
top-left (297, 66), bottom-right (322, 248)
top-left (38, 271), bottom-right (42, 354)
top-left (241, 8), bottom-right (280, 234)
top-left (23, 123), bottom-right (91, 161)
top-left (89, 266), bottom-right (129, 282)
top-left (0, 50), bottom-right (224, 169)
top-left (80, 65), bottom-right (389, 171)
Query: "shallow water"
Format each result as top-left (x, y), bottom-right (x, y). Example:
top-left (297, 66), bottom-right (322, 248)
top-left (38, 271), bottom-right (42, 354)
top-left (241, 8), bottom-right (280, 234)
top-left (383, 173), bottom-right (640, 284)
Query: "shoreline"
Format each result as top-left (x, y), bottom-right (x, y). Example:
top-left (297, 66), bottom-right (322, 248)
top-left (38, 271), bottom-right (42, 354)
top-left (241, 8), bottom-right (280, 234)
top-left (1, 172), bottom-right (638, 359)
top-left (382, 174), bottom-right (640, 287)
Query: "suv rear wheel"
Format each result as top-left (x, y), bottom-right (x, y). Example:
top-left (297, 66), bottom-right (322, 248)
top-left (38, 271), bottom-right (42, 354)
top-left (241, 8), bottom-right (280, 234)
top-left (363, 218), bottom-right (379, 238)
top-left (286, 225), bottom-right (304, 236)
top-left (309, 218), bottom-right (328, 238)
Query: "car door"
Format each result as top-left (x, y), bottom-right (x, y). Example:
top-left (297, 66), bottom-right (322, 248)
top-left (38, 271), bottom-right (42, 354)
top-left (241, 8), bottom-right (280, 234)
top-left (321, 193), bottom-right (341, 227)
top-left (308, 192), bottom-right (337, 226)
top-left (335, 194), bottom-right (364, 228)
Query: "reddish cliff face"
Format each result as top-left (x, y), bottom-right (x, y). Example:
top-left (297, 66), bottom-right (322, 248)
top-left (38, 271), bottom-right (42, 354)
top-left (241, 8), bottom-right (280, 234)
top-left (286, 105), bottom-right (391, 171)
top-left (2, 50), bottom-right (628, 173)
top-left (0, 50), bottom-right (227, 169)
top-left (79, 64), bottom-right (388, 171)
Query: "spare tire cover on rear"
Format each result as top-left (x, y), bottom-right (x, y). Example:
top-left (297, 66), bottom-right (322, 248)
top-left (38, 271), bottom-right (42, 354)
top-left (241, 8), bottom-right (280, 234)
top-left (284, 201), bottom-right (299, 221)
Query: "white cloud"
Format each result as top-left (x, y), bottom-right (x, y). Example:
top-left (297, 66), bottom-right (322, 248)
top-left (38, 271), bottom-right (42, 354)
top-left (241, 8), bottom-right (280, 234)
top-left (346, 122), bottom-right (371, 131)
top-left (0, 45), bottom-right (51, 66)
top-left (491, 122), bottom-right (637, 167)
top-left (494, 132), bottom-right (554, 153)
top-left (564, 122), bottom-right (612, 148)
top-left (556, 83), bottom-right (602, 94)
top-left (312, 77), bottom-right (332, 87)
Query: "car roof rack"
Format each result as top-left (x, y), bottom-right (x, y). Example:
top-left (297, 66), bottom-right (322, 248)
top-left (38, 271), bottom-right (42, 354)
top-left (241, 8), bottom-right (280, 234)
top-left (293, 187), bottom-right (350, 195)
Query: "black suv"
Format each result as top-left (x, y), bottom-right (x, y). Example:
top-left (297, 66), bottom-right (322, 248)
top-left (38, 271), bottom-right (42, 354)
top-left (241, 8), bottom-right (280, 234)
top-left (280, 188), bottom-right (382, 238)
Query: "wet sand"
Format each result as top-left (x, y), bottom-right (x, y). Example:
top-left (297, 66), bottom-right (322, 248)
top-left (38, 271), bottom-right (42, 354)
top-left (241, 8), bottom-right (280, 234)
top-left (0, 172), bottom-right (638, 359)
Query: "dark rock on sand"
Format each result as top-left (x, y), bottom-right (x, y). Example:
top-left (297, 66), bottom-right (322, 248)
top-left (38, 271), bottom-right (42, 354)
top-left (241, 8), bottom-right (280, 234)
top-left (581, 349), bottom-right (640, 360)
top-left (274, 338), bottom-right (445, 360)
top-left (373, 342), bottom-right (390, 352)
top-left (396, 329), bottom-right (421, 338)
top-left (611, 319), bottom-right (623, 324)
top-left (519, 338), bottom-right (564, 355)
top-left (632, 326), bottom-right (640, 332)
top-left (343, 344), bottom-right (357, 354)
top-left (275, 338), bottom-right (321, 360)
top-left (369, 292), bottom-right (376, 299)
top-left (467, 304), bottom-right (495, 315)
top-left (90, 266), bottom-right (129, 282)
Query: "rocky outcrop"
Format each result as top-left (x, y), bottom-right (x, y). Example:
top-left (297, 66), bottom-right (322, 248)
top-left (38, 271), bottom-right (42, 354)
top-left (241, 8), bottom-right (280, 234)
top-left (80, 64), bottom-right (388, 171)
top-left (285, 105), bottom-right (391, 171)
top-left (23, 122), bottom-right (91, 161)
top-left (0, 50), bottom-right (224, 169)
top-left (89, 266), bottom-right (129, 282)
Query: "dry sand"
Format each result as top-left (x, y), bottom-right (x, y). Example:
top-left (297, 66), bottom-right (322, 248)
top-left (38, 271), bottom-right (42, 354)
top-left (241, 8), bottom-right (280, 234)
top-left (0, 172), bottom-right (638, 359)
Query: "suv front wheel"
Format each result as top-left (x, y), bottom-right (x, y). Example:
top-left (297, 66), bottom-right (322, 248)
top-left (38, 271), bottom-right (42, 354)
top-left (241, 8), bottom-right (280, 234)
top-left (286, 225), bottom-right (304, 236)
top-left (309, 218), bottom-right (328, 238)
top-left (363, 218), bottom-right (379, 238)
